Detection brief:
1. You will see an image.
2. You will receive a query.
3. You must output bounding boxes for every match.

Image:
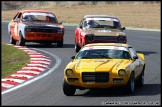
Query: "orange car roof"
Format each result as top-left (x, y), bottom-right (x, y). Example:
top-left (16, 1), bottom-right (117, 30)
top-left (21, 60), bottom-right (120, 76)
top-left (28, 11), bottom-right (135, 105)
top-left (19, 10), bottom-right (53, 13)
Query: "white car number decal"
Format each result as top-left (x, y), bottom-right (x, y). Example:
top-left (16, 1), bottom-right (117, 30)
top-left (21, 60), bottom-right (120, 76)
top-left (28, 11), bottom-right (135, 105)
top-left (78, 31), bottom-right (81, 44)
top-left (14, 23), bottom-right (18, 36)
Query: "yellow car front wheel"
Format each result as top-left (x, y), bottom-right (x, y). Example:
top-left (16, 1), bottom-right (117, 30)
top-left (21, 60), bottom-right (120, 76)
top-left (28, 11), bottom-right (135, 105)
top-left (125, 72), bottom-right (135, 94)
top-left (63, 79), bottom-right (76, 96)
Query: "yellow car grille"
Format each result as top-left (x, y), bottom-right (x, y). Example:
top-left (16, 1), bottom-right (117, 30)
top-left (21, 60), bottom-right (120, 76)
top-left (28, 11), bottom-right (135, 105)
top-left (94, 36), bottom-right (117, 41)
top-left (82, 72), bottom-right (109, 83)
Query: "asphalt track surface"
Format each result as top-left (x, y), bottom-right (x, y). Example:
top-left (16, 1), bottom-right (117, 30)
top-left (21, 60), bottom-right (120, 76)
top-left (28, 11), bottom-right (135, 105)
top-left (1, 22), bottom-right (161, 106)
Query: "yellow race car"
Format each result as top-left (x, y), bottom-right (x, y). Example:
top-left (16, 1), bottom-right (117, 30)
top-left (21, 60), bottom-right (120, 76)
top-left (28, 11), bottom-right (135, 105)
top-left (63, 43), bottom-right (145, 96)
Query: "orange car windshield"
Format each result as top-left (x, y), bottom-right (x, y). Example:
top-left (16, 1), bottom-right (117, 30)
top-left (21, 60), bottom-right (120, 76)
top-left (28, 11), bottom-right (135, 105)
top-left (22, 12), bottom-right (57, 23)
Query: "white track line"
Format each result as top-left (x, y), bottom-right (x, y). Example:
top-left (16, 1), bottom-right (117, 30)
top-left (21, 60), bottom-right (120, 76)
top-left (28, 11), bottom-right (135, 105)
top-left (28, 52), bottom-right (43, 55)
top-left (27, 64), bottom-right (48, 68)
top-left (11, 74), bottom-right (34, 79)
top-left (22, 67), bottom-right (46, 71)
top-left (2, 48), bottom-right (61, 95)
top-left (13, 46), bottom-right (23, 47)
top-left (29, 55), bottom-right (46, 57)
top-left (2, 83), bottom-right (14, 88)
top-left (16, 70), bottom-right (40, 75)
top-left (30, 58), bottom-right (51, 61)
top-left (23, 50), bottom-right (37, 53)
top-left (30, 61), bottom-right (51, 65)
top-left (17, 47), bottom-right (29, 50)
top-left (2, 78), bottom-right (25, 83)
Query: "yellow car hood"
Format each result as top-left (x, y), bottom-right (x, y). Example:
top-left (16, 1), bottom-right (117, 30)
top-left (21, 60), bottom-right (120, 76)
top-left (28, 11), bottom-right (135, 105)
top-left (74, 59), bottom-right (132, 71)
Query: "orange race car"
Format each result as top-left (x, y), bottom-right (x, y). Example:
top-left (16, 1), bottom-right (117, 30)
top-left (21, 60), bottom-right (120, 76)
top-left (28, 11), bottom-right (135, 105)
top-left (8, 10), bottom-right (64, 47)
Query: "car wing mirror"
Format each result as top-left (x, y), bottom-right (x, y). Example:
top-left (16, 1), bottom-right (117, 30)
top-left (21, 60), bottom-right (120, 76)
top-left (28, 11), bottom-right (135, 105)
top-left (79, 25), bottom-right (82, 29)
top-left (133, 56), bottom-right (138, 60)
top-left (121, 27), bottom-right (126, 30)
top-left (14, 18), bottom-right (20, 22)
top-left (71, 56), bottom-right (75, 60)
top-left (58, 22), bottom-right (62, 25)
top-left (137, 53), bottom-right (144, 60)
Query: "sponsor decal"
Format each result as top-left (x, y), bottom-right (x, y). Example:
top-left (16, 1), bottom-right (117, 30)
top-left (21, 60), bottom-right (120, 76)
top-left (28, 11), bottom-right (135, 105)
top-left (86, 18), bottom-right (119, 22)
top-left (46, 25), bottom-right (57, 27)
top-left (89, 46), bottom-right (94, 50)
top-left (98, 30), bottom-right (111, 32)
top-left (14, 23), bottom-right (18, 36)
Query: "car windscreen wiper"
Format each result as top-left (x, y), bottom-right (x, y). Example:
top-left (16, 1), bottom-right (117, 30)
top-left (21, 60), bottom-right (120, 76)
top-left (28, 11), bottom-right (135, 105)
top-left (81, 56), bottom-right (90, 59)
top-left (99, 54), bottom-right (113, 59)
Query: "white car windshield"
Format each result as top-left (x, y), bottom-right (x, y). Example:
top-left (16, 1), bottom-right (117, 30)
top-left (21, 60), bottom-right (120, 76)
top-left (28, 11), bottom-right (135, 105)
top-left (76, 46), bottom-right (131, 59)
top-left (22, 12), bottom-right (57, 23)
top-left (84, 18), bottom-right (121, 29)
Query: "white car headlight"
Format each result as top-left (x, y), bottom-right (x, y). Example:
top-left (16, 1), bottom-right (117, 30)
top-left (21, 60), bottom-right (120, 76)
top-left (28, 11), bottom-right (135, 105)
top-left (118, 69), bottom-right (126, 77)
top-left (65, 69), bottom-right (73, 76)
top-left (57, 29), bottom-right (63, 34)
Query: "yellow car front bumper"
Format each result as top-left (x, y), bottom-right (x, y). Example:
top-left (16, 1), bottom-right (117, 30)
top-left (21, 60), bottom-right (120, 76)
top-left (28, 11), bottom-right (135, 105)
top-left (65, 76), bottom-right (130, 89)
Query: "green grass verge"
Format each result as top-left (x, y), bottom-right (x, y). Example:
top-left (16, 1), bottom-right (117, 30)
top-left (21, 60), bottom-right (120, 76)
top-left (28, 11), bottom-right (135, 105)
top-left (1, 43), bottom-right (30, 78)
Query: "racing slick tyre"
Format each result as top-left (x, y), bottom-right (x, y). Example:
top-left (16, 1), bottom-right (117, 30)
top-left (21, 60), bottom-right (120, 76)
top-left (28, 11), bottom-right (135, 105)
top-left (75, 41), bottom-right (81, 53)
top-left (57, 39), bottom-right (63, 47)
top-left (18, 32), bottom-right (25, 46)
top-left (9, 33), bottom-right (16, 45)
top-left (125, 72), bottom-right (135, 94)
top-left (63, 79), bottom-right (76, 96)
top-left (136, 68), bottom-right (144, 87)
top-left (44, 43), bottom-right (52, 46)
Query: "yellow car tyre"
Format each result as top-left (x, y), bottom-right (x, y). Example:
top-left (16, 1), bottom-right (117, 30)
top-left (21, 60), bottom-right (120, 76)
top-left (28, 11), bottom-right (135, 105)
top-left (63, 79), bottom-right (76, 96)
top-left (126, 72), bottom-right (135, 94)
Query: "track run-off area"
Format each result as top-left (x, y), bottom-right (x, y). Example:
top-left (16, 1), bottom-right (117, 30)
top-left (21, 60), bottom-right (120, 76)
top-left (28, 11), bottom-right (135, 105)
top-left (1, 22), bottom-right (161, 106)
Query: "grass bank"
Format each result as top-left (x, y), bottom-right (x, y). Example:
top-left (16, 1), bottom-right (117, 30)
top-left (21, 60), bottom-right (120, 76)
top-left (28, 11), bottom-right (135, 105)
top-left (1, 43), bottom-right (30, 78)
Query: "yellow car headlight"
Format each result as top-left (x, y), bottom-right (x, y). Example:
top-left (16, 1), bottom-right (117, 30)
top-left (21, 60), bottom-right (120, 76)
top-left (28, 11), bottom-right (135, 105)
top-left (118, 69), bottom-right (126, 77)
top-left (65, 69), bottom-right (73, 76)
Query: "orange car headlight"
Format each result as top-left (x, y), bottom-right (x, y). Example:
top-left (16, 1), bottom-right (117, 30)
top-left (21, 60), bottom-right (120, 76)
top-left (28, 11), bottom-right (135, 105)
top-left (25, 28), bottom-right (32, 32)
top-left (65, 69), bottom-right (73, 76)
top-left (118, 69), bottom-right (126, 77)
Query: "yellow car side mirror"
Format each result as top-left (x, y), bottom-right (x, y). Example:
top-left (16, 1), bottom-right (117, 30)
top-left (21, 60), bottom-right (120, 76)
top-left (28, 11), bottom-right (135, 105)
top-left (137, 53), bottom-right (145, 60)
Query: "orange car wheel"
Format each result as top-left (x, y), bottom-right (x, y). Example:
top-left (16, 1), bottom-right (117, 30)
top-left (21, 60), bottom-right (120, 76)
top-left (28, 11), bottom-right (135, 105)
top-left (9, 33), bottom-right (16, 45)
top-left (18, 32), bottom-right (25, 46)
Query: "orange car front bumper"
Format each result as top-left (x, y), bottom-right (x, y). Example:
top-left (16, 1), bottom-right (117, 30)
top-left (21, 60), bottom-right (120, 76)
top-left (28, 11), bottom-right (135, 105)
top-left (25, 32), bottom-right (63, 41)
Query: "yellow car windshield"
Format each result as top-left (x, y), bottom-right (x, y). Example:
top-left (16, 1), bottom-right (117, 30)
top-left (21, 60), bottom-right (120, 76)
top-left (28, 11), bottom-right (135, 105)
top-left (76, 49), bottom-right (131, 59)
